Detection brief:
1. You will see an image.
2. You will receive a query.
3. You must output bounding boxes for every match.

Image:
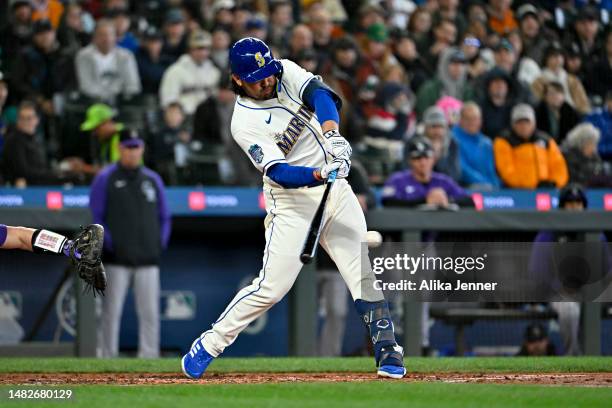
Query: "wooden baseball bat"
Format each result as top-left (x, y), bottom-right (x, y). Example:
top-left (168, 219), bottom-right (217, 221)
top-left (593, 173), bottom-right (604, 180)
top-left (300, 170), bottom-right (337, 264)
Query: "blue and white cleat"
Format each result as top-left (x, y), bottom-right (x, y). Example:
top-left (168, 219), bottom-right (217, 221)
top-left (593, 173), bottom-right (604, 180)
top-left (377, 364), bottom-right (407, 379)
top-left (377, 345), bottom-right (407, 379)
top-left (181, 337), bottom-right (214, 379)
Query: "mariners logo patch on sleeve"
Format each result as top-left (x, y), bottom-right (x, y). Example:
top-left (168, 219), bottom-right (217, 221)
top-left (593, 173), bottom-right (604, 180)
top-left (249, 144), bottom-right (264, 164)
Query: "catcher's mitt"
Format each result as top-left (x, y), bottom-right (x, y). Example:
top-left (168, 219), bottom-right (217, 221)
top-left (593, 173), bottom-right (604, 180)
top-left (69, 224), bottom-right (106, 296)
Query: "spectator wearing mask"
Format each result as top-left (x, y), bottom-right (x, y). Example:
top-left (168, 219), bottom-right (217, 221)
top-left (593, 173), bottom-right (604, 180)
top-left (478, 67), bottom-right (521, 139)
top-left (160, 8), bottom-right (187, 64)
top-left (494, 104), bottom-right (568, 189)
top-left (585, 91), bottom-right (612, 162)
top-left (532, 44), bottom-right (591, 115)
top-left (11, 20), bottom-right (68, 118)
top-left (136, 26), bottom-right (172, 95)
top-left (416, 49), bottom-right (475, 118)
top-left (90, 129), bottom-right (171, 359)
top-left (160, 30), bottom-right (220, 115)
top-left (75, 19), bottom-right (141, 104)
top-left (382, 137), bottom-right (473, 209)
top-left (516, 324), bottom-right (556, 356)
top-left (562, 123), bottom-right (611, 188)
top-left (452, 102), bottom-right (500, 189)
top-left (421, 106), bottom-right (461, 183)
top-left (535, 81), bottom-right (580, 145)
top-left (0, 0), bottom-right (34, 73)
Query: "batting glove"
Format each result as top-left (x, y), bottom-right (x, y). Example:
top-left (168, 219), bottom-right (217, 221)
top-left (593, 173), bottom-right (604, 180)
top-left (317, 157), bottom-right (350, 180)
top-left (323, 129), bottom-right (352, 162)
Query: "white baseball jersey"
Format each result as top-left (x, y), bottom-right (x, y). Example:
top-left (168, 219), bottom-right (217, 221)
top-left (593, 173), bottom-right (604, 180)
top-left (199, 58), bottom-right (385, 359)
top-left (231, 59), bottom-right (330, 184)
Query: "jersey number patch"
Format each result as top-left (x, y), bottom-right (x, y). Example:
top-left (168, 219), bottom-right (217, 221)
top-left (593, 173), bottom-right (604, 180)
top-left (249, 144), bottom-right (264, 164)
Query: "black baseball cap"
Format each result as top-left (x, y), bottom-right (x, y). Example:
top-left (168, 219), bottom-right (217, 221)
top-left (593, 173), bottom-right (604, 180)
top-left (576, 6), bottom-right (599, 22)
top-left (525, 323), bottom-right (548, 342)
top-left (559, 183), bottom-right (587, 208)
top-left (119, 128), bottom-right (144, 148)
top-left (143, 26), bottom-right (163, 41)
top-left (406, 137), bottom-right (434, 159)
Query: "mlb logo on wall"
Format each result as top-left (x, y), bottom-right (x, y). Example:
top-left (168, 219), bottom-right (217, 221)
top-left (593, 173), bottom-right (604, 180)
top-left (0, 291), bottom-right (22, 319)
top-left (249, 144), bottom-right (264, 164)
top-left (161, 291), bottom-right (196, 320)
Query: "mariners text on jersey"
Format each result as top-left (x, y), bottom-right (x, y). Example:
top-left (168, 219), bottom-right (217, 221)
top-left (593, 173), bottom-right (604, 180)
top-left (275, 104), bottom-right (314, 155)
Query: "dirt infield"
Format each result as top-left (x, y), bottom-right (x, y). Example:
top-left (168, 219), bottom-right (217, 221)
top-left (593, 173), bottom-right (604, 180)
top-left (1, 372), bottom-right (611, 386)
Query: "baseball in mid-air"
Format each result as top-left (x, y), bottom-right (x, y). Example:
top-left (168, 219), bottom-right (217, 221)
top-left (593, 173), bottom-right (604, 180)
top-left (364, 230), bottom-right (383, 248)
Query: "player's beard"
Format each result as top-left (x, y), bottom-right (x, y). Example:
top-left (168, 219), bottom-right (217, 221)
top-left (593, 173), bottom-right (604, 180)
top-left (259, 84), bottom-right (277, 100)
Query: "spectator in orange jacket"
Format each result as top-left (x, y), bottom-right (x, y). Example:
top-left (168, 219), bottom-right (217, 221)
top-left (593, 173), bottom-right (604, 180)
top-left (493, 104), bottom-right (568, 189)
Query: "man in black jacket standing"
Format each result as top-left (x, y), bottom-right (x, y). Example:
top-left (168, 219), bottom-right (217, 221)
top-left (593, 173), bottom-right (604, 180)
top-left (90, 129), bottom-right (171, 358)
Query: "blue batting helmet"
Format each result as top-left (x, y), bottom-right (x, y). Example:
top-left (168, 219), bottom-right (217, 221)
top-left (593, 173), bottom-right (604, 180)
top-left (229, 37), bottom-right (282, 83)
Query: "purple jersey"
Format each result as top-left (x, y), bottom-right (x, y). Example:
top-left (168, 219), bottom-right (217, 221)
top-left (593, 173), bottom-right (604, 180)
top-left (0, 224), bottom-right (6, 246)
top-left (382, 170), bottom-right (468, 202)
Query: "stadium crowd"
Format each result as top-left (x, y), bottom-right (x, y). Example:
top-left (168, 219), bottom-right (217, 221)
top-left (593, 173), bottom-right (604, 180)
top-left (0, 0), bottom-right (611, 191)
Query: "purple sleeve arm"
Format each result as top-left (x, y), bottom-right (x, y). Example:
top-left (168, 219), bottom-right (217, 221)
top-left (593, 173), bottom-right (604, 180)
top-left (152, 173), bottom-right (172, 249)
top-left (0, 224), bottom-right (6, 247)
top-left (89, 169), bottom-right (113, 251)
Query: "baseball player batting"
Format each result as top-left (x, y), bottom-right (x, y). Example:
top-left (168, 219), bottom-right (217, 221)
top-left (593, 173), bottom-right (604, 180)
top-left (181, 38), bottom-right (406, 379)
top-left (0, 223), bottom-right (106, 295)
